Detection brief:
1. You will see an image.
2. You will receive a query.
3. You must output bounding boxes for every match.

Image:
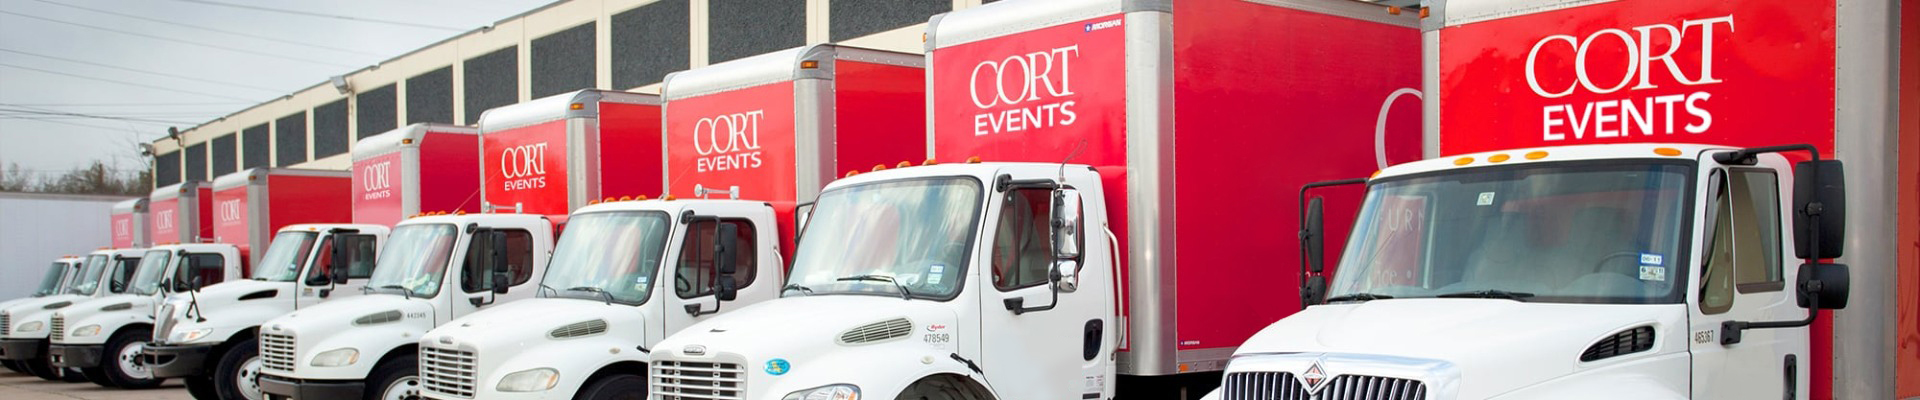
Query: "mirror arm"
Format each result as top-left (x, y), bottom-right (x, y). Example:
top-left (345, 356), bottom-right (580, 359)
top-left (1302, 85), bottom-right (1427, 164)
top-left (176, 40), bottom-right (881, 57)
top-left (1721, 288), bottom-right (1822, 346)
top-left (1297, 178), bottom-right (1368, 307)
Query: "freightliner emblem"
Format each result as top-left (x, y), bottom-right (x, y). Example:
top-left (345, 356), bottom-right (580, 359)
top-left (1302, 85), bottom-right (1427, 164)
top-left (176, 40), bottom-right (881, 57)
top-left (683, 345), bottom-right (707, 356)
top-left (1299, 359), bottom-right (1329, 394)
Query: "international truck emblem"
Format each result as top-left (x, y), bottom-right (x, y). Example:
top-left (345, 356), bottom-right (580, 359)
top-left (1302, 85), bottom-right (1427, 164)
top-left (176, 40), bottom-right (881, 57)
top-left (1299, 360), bottom-right (1329, 394)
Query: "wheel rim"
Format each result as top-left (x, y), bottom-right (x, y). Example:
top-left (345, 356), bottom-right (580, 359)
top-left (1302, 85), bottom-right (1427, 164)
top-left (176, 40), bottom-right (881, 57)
top-left (381, 376), bottom-right (420, 400)
top-left (118, 342), bottom-right (151, 379)
top-left (236, 356), bottom-right (265, 400)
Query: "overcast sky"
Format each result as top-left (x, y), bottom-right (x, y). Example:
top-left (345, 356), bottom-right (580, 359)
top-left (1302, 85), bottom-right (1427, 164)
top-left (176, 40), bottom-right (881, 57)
top-left (0, 0), bottom-right (553, 178)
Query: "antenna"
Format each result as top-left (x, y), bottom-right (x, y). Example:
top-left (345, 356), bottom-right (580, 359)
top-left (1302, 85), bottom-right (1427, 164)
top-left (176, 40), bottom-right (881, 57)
top-left (1058, 140), bottom-right (1087, 183)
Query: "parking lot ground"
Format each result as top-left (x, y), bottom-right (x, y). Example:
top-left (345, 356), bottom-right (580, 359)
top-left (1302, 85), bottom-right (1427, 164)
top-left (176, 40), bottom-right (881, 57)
top-left (0, 371), bottom-right (190, 400)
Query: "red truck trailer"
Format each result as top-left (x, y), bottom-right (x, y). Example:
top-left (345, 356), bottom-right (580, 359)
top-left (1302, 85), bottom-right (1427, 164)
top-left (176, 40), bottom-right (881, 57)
top-left (210, 168), bottom-right (353, 268)
top-left (478, 90), bottom-right (660, 216)
top-left (110, 198), bottom-right (148, 249)
top-left (351, 123), bottom-right (481, 227)
top-left (660, 43), bottom-right (926, 248)
top-left (150, 181), bottom-right (212, 245)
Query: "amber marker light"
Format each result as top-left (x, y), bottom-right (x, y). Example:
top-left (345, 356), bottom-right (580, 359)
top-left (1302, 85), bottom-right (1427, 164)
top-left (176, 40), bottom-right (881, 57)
top-left (1525, 151), bottom-right (1549, 160)
top-left (1453, 157), bottom-right (1474, 166)
top-left (1654, 147), bottom-right (1683, 156)
top-left (569, 103), bottom-right (585, 110)
top-left (1488, 154), bottom-right (1510, 163)
top-left (800, 60), bottom-right (820, 69)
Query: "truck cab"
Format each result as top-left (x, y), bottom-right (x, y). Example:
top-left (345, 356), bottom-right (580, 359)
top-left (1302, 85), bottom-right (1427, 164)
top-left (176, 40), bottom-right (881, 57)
top-left (650, 162), bottom-right (1116, 400)
top-left (144, 224), bottom-right (388, 400)
top-left (257, 213), bottom-right (554, 400)
top-left (419, 198), bottom-right (783, 400)
top-left (50, 243), bottom-right (245, 389)
top-left (0, 253), bottom-right (133, 381)
top-left (1205, 143), bottom-right (1851, 399)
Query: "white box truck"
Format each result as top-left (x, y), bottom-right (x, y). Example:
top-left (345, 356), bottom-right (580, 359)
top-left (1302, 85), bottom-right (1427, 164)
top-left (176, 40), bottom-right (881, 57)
top-left (48, 243), bottom-right (245, 388)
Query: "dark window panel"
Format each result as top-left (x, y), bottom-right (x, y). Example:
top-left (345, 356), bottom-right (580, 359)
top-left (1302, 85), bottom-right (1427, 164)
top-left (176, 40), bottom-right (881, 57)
top-left (154, 151), bottom-right (181, 188)
top-left (830, 0), bottom-right (946, 41)
top-left (709, 0), bottom-right (803, 64)
top-left (210, 134), bottom-right (236, 177)
top-left (612, 0), bottom-right (689, 89)
top-left (356, 84), bottom-right (397, 139)
top-left (463, 46), bottom-right (518, 124)
top-left (242, 124), bottom-right (270, 169)
top-left (184, 142), bottom-right (207, 182)
top-left (406, 66), bottom-right (455, 125)
top-left (531, 22), bottom-right (596, 98)
top-left (275, 112), bottom-right (307, 167)
top-left (313, 99), bottom-right (350, 158)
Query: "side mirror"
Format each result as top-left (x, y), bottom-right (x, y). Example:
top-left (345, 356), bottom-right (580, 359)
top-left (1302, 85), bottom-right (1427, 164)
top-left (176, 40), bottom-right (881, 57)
top-left (714, 223), bottom-right (739, 276)
top-left (1050, 189), bottom-right (1083, 260)
top-left (1303, 197), bottom-right (1326, 275)
top-left (1792, 160), bottom-right (1846, 259)
top-left (488, 231), bottom-right (511, 295)
top-left (1051, 260), bottom-right (1081, 293)
top-left (1302, 275), bottom-right (1326, 306)
top-left (190, 275), bottom-right (203, 291)
top-left (716, 276), bottom-right (738, 301)
top-left (1796, 263), bottom-right (1849, 309)
top-left (491, 271), bottom-right (511, 294)
top-left (793, 202), bottom-right (815, 244)
top-left (329, 239), bottom-right (352, 284)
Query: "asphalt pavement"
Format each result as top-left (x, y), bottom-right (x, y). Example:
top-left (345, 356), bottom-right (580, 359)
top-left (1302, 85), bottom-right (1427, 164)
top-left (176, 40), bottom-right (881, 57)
top-left (0, 370), bottom-right (190, 400)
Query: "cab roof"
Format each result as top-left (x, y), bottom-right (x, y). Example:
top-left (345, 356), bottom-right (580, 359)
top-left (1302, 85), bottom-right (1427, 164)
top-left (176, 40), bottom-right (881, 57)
top-left (1374, 143), bottom-right (1739, 180)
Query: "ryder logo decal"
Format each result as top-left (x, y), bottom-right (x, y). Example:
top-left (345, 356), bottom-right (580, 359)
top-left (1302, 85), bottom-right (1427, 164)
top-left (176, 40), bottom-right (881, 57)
top-left (360, 161), bottom-right (392, 200)
top-left (967, 45), bottom-right (1081, 136)
top-left (691, 111), bottom-right (764, 172)
top-left (499, 142), bottom-right (549, 191)
top-left (1524, 15), bottom-right (1734, 141)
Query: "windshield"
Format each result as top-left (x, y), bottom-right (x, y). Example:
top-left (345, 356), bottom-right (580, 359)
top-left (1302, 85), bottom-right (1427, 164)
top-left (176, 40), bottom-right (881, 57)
top-left (1327, 162), bottom-right (1693, 304)
top-left (540, 211), bottom-right (673, 305)
top-left (35, 261), bottom-right (74, 296)
top-left (129, 250), bottom-right (174, 296)
top-left (65, 256), bottom-right (109, 295)
top-left (252, 232), bottom-right (318, 282)
top-left (366, 224), bottom-right (459, 298)
top-left (789, 177), bottom-right (984, 300)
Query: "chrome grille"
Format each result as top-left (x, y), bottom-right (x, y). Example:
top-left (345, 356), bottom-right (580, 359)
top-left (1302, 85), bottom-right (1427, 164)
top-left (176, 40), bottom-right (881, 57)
top-left (259, 333), bottom-right (297, 373)
top-left (1, 311), bottom-right (11, 335)
top-left (153, 304), bottom-right (177, 342)
top-left (1222, 372), bottom-right (1426, 400)
top-left (49, 314), bottom-right (64, 342)
top-left (652, 360), bottom-right (746, 400)
top-left (420, 345), bottom-right (478, 398)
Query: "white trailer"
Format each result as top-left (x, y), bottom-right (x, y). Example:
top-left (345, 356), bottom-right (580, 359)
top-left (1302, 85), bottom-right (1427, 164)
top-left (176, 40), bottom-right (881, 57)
top-left (0, 192), bottom-right (126, 299)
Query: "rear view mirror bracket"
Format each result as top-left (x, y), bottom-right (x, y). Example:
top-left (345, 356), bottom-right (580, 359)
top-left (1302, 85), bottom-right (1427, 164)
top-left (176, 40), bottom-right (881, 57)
top-left (1297, 178), bottom-right (1367, 309)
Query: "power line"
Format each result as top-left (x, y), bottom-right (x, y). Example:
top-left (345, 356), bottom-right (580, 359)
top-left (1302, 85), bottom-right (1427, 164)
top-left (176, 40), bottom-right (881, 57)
top-left (167, 0), bottom-right (466, 32)
top-left (0, 48), bottom-right (285, 93)
top-left (0, 62), bottom-right (259, 102)
top-left (0, 10), bottom-right (359, 68)
top-left (29, 0), bottom-right (388, 57)
top-left (0, 114), bottom-right (153, 135)
top-left (0, 108), bottom-right (197, 124)
top-left (0, 102), bottom-right (251, 107)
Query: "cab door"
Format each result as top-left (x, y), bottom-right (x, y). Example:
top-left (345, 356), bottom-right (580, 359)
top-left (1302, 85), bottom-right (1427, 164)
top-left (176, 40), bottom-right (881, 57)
top-left (662, 213), bottom-right (766, 341)
top-left (297, 234), bottom-right (379, 308)
top-left (1689, 163), bottom-right (1807, 399)
top-left (447, 229), bottom-right (539, 323)
top-left (978, 182), bottom-right (1107, 399)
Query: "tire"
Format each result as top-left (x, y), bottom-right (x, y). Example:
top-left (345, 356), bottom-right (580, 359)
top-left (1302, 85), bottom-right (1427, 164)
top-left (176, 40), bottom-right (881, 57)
top-left (22, 342), bottom-right (60, 381)
top-left (2, 359), bottom-right (23, 373)
top-left (213, 338), bottom-right (264, 400)
top-left (896, 375), bottom-right (992, 400)
top-left (364, 353), bottom-right (419, 400)
top-left (574, 374), bottom-right (647, 400)
top-left (101, 327), bottom-right (165, 389)
top-left (59, 367), bottom-right (88, 382)
top-left (185, 375), bottom-right (221, 400)
top-left (79, 367), bottom-right (115, 386)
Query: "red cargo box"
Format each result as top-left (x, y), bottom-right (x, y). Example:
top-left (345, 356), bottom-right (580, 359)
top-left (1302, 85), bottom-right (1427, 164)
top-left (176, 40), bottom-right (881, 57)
top-left (150, 181), bottom-right (213, 245)
top-left (661, 44), bottom-right (927, 251)
top-left (478, 90), bottom-right (662, 216)
top-left (211, 168), bottom-right (353, 269)
top-left (352, 123), bottom-right (482, 226)
top-left (928, 0), bottom-right (1423, 375)
top-left (110, 198), bottom-right (148, 248)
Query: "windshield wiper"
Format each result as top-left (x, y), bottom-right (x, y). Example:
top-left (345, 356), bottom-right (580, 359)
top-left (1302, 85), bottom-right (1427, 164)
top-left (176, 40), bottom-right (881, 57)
top-left (781, 283), bottom-right (813, 296)
top-left (376, 285), bottom-right (414, 300)
top-left (1322, 293), bottom-right (1394, 303)
top-left (538, 284), bottom-right (558, 297)
top-left (1436, 290), bottom-right (1535, 301)
top-left (565, 286), bottom-right (615, 305)
top-left (835, 275), bottom-right (912, 300)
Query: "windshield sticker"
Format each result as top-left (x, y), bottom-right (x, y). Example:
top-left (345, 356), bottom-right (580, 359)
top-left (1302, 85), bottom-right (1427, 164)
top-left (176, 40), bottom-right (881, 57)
top-left (1639, 265), bottom-right (1667, 282)
top-left (927, 264), bottom-right (946, 285)
top-left (1475, 192), bottom-right (1496, 206)
top-left (1639, 253), bottom-right (1665, 266)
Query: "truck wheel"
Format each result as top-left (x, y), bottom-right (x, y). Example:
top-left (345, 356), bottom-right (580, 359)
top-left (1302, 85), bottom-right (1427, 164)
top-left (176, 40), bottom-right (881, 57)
top-left (574, 374), bottom-right (647, 400)
top-left (80, 367), bottom-right (117, 386)
top-left (213, 338), bottom-right (264, 400)
top-left (365, 353), bottom-right (419, 400)
top-left (185, 375), bottom-right (221, 400)
top-left (23, 343), bottom-right (61, 381)
top-left (896, 375), bottom-right (992, 400)
top-left (1, 359), bottom-right (21, 373)
top-left (102, 327), bottom-right (165, 389)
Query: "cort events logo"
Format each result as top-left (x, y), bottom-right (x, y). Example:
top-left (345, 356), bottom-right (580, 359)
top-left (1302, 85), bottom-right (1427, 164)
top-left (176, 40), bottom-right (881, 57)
top-left (968, 45), bottom-right (1081, 136)
top-left (360, 161), bottom-right (393, 201)
top-left (1524, 15), bottom-right (1733, 142)
top-left (499, 142), bottom-right (549, 191)
top-left (691, 111), bottom-right (764, 173)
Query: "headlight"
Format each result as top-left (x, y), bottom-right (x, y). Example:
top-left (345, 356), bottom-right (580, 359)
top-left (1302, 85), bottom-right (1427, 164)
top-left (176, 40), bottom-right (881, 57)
top-left (311, 348), bottom-right (359, 367)
top-left (169, 328), bottom-right (213, 343)
top-left (17, 321), bottom-right (43, 332)
top-left (783, 384), bottom-right (860, 400)
top-left (73, 325), bottom-right (102, 337)
top-left (497, 368), bottom-right (560, 392)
